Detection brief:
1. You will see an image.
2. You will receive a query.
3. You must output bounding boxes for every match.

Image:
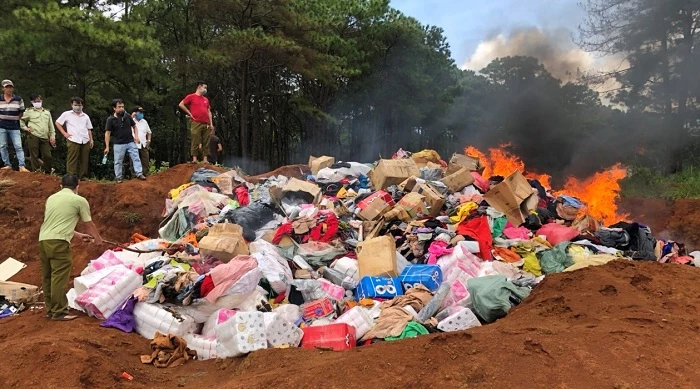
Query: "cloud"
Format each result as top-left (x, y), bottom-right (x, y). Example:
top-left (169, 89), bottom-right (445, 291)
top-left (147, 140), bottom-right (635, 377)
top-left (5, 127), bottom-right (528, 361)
top-left (462, 27), bottom-right (622, 83)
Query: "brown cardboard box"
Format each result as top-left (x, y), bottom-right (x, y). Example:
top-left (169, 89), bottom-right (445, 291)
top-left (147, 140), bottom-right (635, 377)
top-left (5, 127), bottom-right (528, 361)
top-left (371, 159), bottom-right (420, 190)
top-left (384, 206), bottom-right (412, 222)
top-left (0, 281), bottom-right (39, 304)
top-left (440, 167), bottom-right (474, 192)
top-left (308, 155), bottom-right (336, 175)
top-left (413, 184), bottom-right (446, 217)
top-left (359, 197), bottom-right (392, 221)
top-left (397, 192), bottom-right (427, 218)
top-left (356, 235), bottom-right (398, 277)
top-left (270, 177), bottom-right (322, 204)
top-left (211, 174), bottom-right (234, 195)
top-left (484, 170), bottom-right (539, 226)
top-left (398, 176), bottom-right (419, 192)
top-left (446, 153), bottom-right (484, 175)
top-left (199, 223), bottom-right (250, 262)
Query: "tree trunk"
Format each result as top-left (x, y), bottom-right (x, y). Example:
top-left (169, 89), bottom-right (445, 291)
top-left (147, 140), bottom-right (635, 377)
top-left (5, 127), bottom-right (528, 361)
top-left (240, 59), bottom-right (250, 158)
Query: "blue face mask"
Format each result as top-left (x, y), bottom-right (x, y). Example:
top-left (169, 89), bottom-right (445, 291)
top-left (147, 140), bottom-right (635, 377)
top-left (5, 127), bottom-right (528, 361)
top-left (136, 113), bottom-right (144, 120)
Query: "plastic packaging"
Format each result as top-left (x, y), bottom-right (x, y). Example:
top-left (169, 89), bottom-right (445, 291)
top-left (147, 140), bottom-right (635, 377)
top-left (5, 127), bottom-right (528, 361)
top-left (417, 282), bottom-right (450, 323)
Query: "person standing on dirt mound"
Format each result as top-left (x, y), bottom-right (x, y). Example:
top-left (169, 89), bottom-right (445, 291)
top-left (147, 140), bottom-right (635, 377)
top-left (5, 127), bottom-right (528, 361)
top-left (21, 94), bottom-right (56, 173)
top-left (104, 99), bottom-right (146, 183)
top-left (39, 174), bottom-right (103, 321)
top-left (55, 97), bottom-right (94, 180)
top-left (131, 106), bottom-right (151, 176)
top-left (0, 79), bottom-right (29, 172)
top-left (178, 81), bottom-right (213, 164)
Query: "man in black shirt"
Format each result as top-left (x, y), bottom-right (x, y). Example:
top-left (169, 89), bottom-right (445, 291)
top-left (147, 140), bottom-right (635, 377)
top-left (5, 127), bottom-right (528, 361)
top-left (209, 128), bottom-right (223, 165)
top-left (103, 99), bottom-right (145, 183)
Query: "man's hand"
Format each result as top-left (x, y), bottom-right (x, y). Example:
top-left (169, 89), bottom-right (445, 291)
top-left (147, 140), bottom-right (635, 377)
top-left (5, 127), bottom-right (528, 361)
top-left (103, 147), bottom-right (109, 156)
top-left (26, 126), bottom-right (32, 133)
top-left (89, 140), bottom-right (94, 149)
top-left (209, 124), bottom-right (215, 131)
top-left (50, 138), bottom-right (56, 147)
top-left (63, 132), bottom-right (72, 140)
top-left (134, 136), bottom-right (141, 145)
top-left (92, 236), bottom-right (104, 246)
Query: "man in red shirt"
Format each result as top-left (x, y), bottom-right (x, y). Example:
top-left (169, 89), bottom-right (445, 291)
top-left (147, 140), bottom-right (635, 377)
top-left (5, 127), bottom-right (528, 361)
top-left (178, 81), bottom-right (214, 164)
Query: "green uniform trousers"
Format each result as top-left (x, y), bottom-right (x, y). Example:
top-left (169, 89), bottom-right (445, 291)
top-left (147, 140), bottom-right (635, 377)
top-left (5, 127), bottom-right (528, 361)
top-left (190, 122), bottom-right (210, 158)
top-left (66, 141), bottom-right (90, 179)
top-left (27, 133), bottom-right (53, 172)
top-left (39, 239), bottom-right (73, 318)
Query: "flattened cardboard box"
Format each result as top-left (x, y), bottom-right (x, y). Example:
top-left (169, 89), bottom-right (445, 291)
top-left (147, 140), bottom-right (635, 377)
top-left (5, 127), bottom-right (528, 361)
top-left (440, 167), bottom-right (474, 192)
top-left (200, 223), bottom-right (250, 262)
top-left (0, 281), bottom-right (39, 304)
top-left (413, 184), bottom-right (446, 217)
top-left (356, 235), bottom-right (398, 278)
top-left (371, 159), bottom-right (420, 190)
top-left (308, 155), bottom-right (335, 175)
top-left (359, 197), bottom-right (392, 221)
top-left (484, 170), bottom-right (538, 226)
top-left (446, 153), bottom-right (484, 175)
top-left (270, 177), bottom-right (322, 204)
top-left (211, 175), bottom-right (234, 195)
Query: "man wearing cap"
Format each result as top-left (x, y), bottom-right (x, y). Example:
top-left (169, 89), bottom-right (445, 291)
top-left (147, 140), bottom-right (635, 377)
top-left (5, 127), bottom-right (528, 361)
top-left (55, 97), bottom-right (94, 180)
top-left (21, 94), bottom-right (56, 172)
top-left (0, 79), bottom-right (29, 172)
top-left (131, 106), bottom-right (151, 176)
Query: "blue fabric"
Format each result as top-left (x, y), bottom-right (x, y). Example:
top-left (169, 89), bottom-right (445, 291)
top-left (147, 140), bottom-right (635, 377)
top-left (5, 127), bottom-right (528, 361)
top-left (113, 142), bottom-right (142, 179)
top-left (99, 296), bottom-right (137, 333)
top-left (0, 128), bottom-right (25, 167)
top-left (560, 195), bottom-right (583, 209)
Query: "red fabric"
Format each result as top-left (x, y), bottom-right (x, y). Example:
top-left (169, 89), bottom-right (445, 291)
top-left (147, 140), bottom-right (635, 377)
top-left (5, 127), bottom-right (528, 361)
top-left (470, 172), bottom-right (490, 192)
top-left (234, 186), bottom-right (250, 206)
top-left (182, 93), bottom-right (211, 123)
top-left (308, 211), bottom-right (339, 243)
top-left (456, 215), bottom-right (493, 260)
top-left (200, 275), bottom-right (215, 297)
top-left (272, 223), bottom-right (294, 244)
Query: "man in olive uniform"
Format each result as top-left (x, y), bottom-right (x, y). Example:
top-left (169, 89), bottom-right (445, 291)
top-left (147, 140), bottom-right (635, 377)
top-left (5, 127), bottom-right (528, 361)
top-left (39, 174), bottom-right (103, 321)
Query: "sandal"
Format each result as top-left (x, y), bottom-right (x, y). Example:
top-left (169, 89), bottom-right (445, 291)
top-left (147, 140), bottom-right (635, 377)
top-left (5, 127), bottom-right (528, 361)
top-left (51, 314), bottom-right (78, 321)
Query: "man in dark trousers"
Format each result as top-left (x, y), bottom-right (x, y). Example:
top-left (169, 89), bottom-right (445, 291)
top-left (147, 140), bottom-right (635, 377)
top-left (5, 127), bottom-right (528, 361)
top-left (178, 81), bottom-right (214, 164)
top-left (103, 99), bottom-right (145, 183)
top-left (39, 174), bottom-right (103, 321)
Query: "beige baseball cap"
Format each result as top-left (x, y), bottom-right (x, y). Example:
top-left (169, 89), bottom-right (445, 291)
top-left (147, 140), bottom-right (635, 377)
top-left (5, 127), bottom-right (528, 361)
top-left (1, 80), bottom-right (14, 87)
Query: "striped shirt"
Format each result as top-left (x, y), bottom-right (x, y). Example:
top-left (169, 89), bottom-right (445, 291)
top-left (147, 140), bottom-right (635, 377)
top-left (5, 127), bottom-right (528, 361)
top-left (0, 94), bottom-right (25, 130)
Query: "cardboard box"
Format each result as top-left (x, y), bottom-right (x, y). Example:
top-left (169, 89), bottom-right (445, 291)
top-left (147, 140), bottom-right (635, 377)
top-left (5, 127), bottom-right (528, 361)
top-left (211, 175), bottom-right (234, 195)
top-left (446, 153), bottom-right (484, 175)
top-left (0, 281), bottom-right (39, 304)
top-left (358, 191), bottom-right (395, 221)
top-left (484, 170), bottom-right (539, 226)
top-left (356, 235), bottom-right (398, 278)
top-left (270, 177), bottom-right (322, 205)
top-left (308, 155), bottom-right (336, 175)
top-left (371, 159), bottom-right (420, 190)
top-left (413, 184), bottom-right (446, 217)
top-left (397, 192), bottom-right (427, 218)
top-left (384, 207), bottom-right (412, 222)
top-left (199, 223), bottom-right (250, 262)
top-left (398, 176), bottom-right (420, 193)
top-left (440, 167), bottom-right (474, 192)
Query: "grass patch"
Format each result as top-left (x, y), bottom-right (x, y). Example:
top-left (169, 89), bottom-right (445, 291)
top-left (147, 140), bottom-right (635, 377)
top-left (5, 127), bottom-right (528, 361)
top-left (121, 212), bottom-right (142, 226)
top-left (621, 166), bottom-right (700, 200)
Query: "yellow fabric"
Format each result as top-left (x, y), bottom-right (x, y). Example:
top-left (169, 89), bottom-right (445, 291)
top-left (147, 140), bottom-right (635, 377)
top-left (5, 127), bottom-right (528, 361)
top-left (412, 149), bottom-right (442, 163)
top-left (449, 202), bottom-right (478, 223)
top-left (336, 187), bottom-right (347, 199)
top-left (522, 252), bottom-right (542, 276)
top-left (169, 183), bottom-right (193, 200)
top-left (39, 188), bottom-right (92, 242)
top-left (567, 245), bottom-right (592, 263)
top-left (563, 255), bottom-right (617, 272)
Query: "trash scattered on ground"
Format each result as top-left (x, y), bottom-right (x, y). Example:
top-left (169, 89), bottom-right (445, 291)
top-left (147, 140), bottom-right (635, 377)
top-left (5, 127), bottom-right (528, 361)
top-left (51, 149), bottom-right (696, 362)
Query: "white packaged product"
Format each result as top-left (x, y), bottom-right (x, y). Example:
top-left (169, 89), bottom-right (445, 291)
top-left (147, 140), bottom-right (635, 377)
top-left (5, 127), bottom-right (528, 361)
top-left (133, 302), bottom-right (196, 339)
top-left (74, 265), bottom-right (141, 320)
top-left (249, 240), bottom-right (293, 294)
top-left (215, 311), bottom-right (267, 358)
top-left (437, 307), bottom-right (482, 332)
top-left (183, 334), bottom-right (218, 360)
top-left (334, 306), bottom-right (374, 339)
top-left (263, 312), bottom-right (303, 348)
top-left (273, 304), bottom-right (302, 324)
top-left (330, 257), bottom-right (359, 281)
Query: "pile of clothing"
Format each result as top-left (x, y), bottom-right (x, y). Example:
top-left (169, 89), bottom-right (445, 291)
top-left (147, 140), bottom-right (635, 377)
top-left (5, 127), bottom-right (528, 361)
top-left (66, 152), bottom-right (698, 363)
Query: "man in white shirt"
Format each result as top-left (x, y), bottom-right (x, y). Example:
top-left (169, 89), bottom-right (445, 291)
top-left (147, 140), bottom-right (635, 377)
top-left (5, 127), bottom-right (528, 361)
top-left (55, 97), bottom-right (93, 180)
top-left (131, 106), bottom-right (151, 176)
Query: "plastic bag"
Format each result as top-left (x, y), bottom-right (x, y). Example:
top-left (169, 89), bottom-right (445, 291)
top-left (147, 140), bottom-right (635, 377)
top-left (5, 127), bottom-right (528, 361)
top-left (190, 168), bottom-right (221, 183)
top-left (537, 223), bottom-right (579, 246)
top-left (467, 275), bottom-right (530, 323)
top-left (538, 242), bottom-right (573, 274)
top-left (223, 202), bottom-right (278, 241)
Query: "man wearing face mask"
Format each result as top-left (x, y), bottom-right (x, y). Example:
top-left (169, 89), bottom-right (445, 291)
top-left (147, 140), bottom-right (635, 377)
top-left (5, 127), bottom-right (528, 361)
top-left (131, 106), bottom-right (151, 176)
top-left (55, 97), bottom-right (94, 180)
top-left (0, 79), bottom-right (28, 172)
top-left (178, 81), bottom-right (213, 164)
top-left (21, 94), bottom-right (56, 172)
top-left (104, 99), bottom-right (145, 183)
top-left (39, 174), bottom-right (103, 321)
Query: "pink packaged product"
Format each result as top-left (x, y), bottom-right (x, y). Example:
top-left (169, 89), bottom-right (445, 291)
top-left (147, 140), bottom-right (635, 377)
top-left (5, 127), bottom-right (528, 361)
top-left (75, 266), bottom-right (141, 320)
top-left (319, 278), bottom-right (345, 301)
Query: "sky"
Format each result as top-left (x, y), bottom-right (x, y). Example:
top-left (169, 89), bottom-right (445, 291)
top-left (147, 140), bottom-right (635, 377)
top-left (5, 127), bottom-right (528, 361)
top-left (390, 0), bottom-right (620, 80)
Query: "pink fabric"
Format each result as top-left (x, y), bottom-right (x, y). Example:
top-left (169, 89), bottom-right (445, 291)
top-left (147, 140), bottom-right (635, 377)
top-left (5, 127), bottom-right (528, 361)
top-left (456, 193), bottom-right (484, 204)
top-left (206, 255), bottom-right (258, 303)
top-left (503, 226), bottom-right (530, 240)
top-left (537, 223), bottom-right (579, 246)
top-left (470, 172), bottom-right (490, 192)
top-left (427, 240), bottom-right (454, 265)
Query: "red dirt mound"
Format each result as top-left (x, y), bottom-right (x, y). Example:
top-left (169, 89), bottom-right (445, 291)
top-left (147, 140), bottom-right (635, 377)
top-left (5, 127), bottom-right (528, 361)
top-left (0, 260), bottom-right (697, 388)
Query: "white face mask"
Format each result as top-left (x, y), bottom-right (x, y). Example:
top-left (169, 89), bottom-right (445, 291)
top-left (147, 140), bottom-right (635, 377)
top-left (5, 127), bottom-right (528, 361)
top-left (32, 102), bottom-right (42, 109)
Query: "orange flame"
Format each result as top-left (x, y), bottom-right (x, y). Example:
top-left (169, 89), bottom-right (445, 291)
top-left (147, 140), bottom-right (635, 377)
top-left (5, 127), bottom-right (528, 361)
top-left (465, 144), bottom-right (551, 188)
top-left (556, 164), bottom-right (629, 225)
